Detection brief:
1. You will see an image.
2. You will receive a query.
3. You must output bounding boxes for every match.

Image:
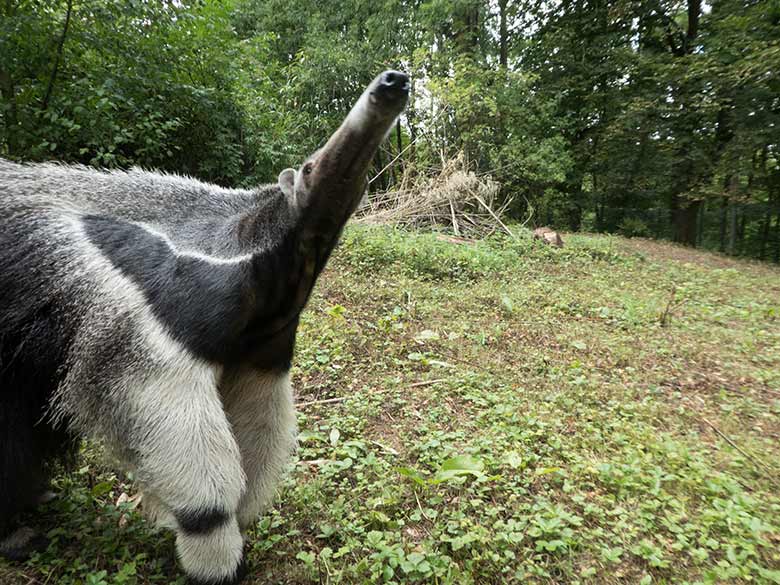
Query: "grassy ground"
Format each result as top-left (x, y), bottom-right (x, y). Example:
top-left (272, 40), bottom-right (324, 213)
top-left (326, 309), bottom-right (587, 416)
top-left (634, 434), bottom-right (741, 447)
top-left (2, 226), bottom-right (779, 585)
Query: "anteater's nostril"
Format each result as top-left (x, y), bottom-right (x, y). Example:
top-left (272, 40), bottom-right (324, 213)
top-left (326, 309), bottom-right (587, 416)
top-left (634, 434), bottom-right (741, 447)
top-left (380, 70), bottom-right (409, 91)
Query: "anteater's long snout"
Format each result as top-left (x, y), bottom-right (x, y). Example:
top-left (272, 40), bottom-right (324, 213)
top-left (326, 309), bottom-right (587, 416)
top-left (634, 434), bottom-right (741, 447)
top-left (371, 70), bottom-right (410, 105)
top-left (313, 70), bottom-right (409, 184)
top-left (299, 70), bottom-right (409, 246)
top-left (347, 70), bottom-right (409, 129)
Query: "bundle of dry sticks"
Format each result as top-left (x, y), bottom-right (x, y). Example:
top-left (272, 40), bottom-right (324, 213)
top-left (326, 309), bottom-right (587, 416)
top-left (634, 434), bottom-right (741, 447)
top-left (357, 153), bottom-right (514, 239)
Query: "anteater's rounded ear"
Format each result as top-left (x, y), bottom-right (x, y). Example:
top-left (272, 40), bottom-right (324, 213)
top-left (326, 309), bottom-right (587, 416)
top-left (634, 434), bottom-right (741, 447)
top-left (278, 168), bottom-right (296, 200)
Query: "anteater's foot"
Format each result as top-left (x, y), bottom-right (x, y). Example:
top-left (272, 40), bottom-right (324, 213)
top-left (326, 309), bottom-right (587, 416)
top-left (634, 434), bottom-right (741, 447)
top-left (0, 526), bottom-right (48, 561)
top-left (186, 557), bottom-right (247, 585)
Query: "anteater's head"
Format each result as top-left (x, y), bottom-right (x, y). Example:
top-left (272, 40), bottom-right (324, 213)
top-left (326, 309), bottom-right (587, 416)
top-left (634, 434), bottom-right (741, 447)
top-left (277, 70), bottom-right (409, 263)
top-left (241, 71), bottom-right (408, 352)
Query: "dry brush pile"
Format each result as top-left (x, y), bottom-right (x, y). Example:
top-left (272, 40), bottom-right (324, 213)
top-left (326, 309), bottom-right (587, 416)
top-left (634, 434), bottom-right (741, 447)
top-left (356, 153), bottom-right (516, 239)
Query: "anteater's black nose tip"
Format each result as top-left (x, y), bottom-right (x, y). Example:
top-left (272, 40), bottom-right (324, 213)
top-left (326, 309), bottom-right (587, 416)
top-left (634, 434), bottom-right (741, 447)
top-left (378, 70), bottom-right (410, 95)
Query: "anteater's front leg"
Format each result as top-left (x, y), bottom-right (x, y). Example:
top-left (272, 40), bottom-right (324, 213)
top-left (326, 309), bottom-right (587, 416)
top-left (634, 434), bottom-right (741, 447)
top-left (221, 368), bottom-right (297, 530)
top-left (127, 361), bottom-right (247, 585)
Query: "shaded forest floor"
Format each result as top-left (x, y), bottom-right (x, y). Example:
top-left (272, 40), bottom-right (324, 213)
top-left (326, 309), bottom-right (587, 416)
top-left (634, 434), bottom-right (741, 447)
top-left (2, 227), bottom-right (779, 584)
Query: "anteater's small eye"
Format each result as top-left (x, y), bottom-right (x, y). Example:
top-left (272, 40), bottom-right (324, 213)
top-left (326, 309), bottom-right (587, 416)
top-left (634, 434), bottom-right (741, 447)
top-left (303, 163), bottom-right (313, 175)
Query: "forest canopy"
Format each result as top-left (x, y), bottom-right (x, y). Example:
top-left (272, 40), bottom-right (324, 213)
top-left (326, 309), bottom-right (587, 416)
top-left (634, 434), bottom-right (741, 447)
top-left (1, 0), bottom-right (779, 260)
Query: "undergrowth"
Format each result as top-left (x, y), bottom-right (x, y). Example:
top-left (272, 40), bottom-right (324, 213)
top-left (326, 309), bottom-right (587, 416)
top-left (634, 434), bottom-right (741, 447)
top-left (2, 225), bottom-right (779, 584)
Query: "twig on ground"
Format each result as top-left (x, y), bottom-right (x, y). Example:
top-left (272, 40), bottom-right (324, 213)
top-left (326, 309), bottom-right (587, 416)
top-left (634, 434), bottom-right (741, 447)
top-left (297, 396), bottom-right (349, 408)
top-left (660, 286), bottom-right (687, 327)
top-left (414, 489), bottom-right (432, 521)
top-left (298, 379), bottom-right (445, 408)
top-left (700, 416), bottom-right (780, 487)
top-left (409, 379), bottom-right (446, 388)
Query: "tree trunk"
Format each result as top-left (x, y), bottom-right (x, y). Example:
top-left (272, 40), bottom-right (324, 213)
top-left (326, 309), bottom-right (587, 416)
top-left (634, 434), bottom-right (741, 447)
top-left (0, 68), bottom-right (18, 156)
top-left (499, 0), bottom-right (508, 68)
top-left (595, 202), bottom-right (603, 231)
top-left (42, 0), bottom-right (74, 111)
top-left (0, 0), bottom-right (18, 156)
top-left (686, 0), bottom-right (701, 51)
top-left (453, 1), bottom-right (480, 56)
top-left (594, 172), bottom-right (605, 231)
top-left (668, 0), bottom-right (702, 246)
top-left (568, 199), bottom-right (583, 232)
top-left (737, 207), bottom-right (746, 255)
top-left (719, 196), bottom-right (728, 253)
top-left (405, 74), bottom-right (417, 166)
top-left (374, 149), bottom-right (385, 191)
top-left (772, 188), bottom-right (780, 263)
top-left (673, 198), bottom-right (701, 247)
top-left (696, 199), bottom-right (705, 247)
top-left (760, 202), bottom-right (771, 260)
top-left (727, 202), bottom-right (737, 255)
top-left (774, 206), bottom-right (780, 264)
top-left (396, 118), bottom-right (403, 159)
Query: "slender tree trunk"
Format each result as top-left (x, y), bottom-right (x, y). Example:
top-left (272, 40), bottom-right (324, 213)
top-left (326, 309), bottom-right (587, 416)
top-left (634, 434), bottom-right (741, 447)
top-left (727, 202), bottom-right (737, 255)
top-left (0, 0), bottom-right (18, 156)
top-left (0, 68), bottom-right (18, 156)
top-left (696, 199), bottom-right (705, 247)
top-left (396, 118), bottom-right (403, 159)
top-left (495, 0), bottom-right (509, 155)
top-left (388, 148), bottom-right (398, 186)
top-left (594, 172), bottom-right (604, 231)
top-left (499, 0), bottom-right (508, 69)
top-left (405, 74), bottom-right (417, 166)
top-left (737, 207), bottom-right (746, 255)
top-left (595, 201), bottom-right (603, 231)
top-left (669, 0), bottom-right (702, 245)
top-left (760, 199), bottom-right (772, 260)
top-left (686, 0), bottom-right (701, 50)
top-left (42, 0), bottom-right (74, 111)
top-left (674, 0), bottom-right (703, 247)
top-left (769, 166), bottom-right (780, 262)
top-left (674, 199), bottom-right (701, 246)
top-left (719, 197), bottom-right (727, 252)
top-left (774, 205), bottom-right (780, 263)
top-left (374, 149), bottom-right (384, 191)
top-left (568, 199), bottom-right (583, 232)
top-left (385, 119), bottom-right (403, 187)
top-left (453, 1), bottom-right (480, 55)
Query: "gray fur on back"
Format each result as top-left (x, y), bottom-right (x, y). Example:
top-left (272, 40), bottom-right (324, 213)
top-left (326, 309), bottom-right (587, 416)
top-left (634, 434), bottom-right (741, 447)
top-left (0, 159), bottom-right (294, 255)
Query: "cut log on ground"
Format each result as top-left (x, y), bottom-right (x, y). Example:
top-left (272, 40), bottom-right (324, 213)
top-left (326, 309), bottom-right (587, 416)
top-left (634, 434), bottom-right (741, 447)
top-left (533, 227), bottom-right (564, 247)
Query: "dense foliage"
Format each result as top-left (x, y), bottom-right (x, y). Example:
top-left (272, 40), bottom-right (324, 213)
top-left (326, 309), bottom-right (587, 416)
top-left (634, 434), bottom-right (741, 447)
top-left (1, 0), bottom-right (779, 260)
